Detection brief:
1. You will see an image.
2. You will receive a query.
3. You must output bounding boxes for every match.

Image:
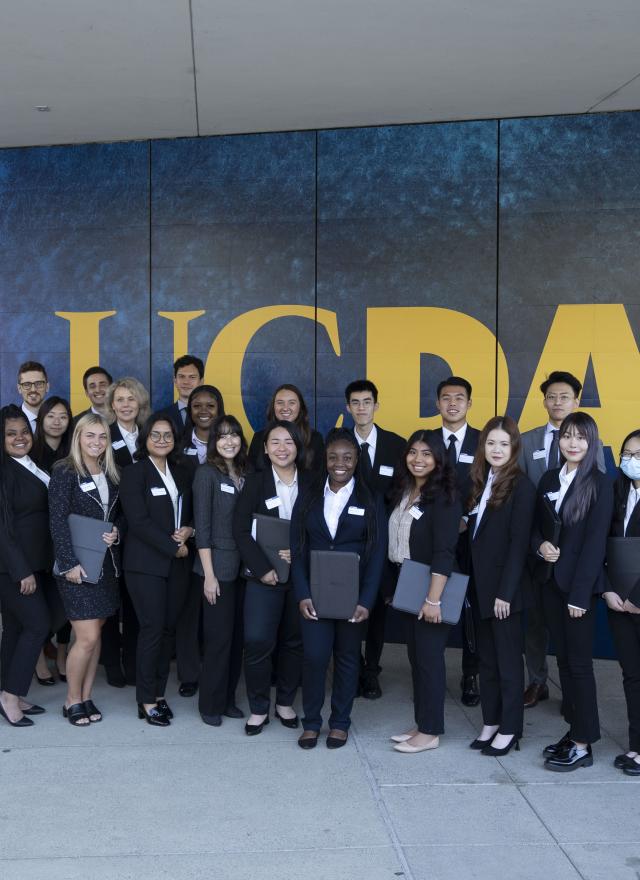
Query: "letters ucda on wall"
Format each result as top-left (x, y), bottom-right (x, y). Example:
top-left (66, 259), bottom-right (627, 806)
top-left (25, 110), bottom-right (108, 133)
top-left (56, 302), bottom-right (639, 456)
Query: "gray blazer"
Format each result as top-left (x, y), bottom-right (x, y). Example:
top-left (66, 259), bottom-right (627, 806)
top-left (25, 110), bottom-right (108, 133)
top-left (192, 463), bottom-right (242, 582)
top-left (518, 424), bottom-right (606, 487)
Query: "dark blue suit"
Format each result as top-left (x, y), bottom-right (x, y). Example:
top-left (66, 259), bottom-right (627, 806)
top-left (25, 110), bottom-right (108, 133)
top-left (291, 487), bottom-right (387, 731)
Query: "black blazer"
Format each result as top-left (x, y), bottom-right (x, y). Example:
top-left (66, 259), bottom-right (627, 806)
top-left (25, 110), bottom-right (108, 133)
top-left (0, 458), bottom-right (53, 581)
top-left (159, 401), bottom-right (187, 435)
top-left (110, 422), bottom-right (136, 469)
top-left (119, 457), bottom-right (194, 578)
top-left (608, 478), bottom-right (640, 606)
top-left (232, 467), bottom-right (312, 590)
top-left (532, 468), bottom-right (614, 609)
top-left (404, 491), bottom-right (462, 576)
top-left (437, 425), bottom-right (480, 498)
top-left (248, 427), bottom-right (325, 473)
top-left (468, 472), bottom-right (536, 619)
top-left (353, 425), bottom-right (405, 499)
top-left (290, 485), bottom-right (388, 611)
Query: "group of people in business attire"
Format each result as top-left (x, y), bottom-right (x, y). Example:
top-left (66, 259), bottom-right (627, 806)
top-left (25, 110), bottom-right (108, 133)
top-left (1, 358), bottom-right (639, 776)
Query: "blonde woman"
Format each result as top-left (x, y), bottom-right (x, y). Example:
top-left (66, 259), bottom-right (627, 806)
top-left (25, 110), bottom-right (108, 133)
top-left (49, 414), bottom-right (122, 726)
top-left (107, 377), bottom-right (151, 469)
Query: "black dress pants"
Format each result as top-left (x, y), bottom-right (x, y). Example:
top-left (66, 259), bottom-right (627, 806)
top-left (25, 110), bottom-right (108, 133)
top-left (542, 582), bottom-right (600, 744)
top-left (301, 616), bottom-right (364, 731)
top-left (100, 575), bottom-right (139, 680)
top-left (198, 576), bottom-right (245, 716)
top-left (126, 559), bottom-right (189, 704)
top-left (476, 611), bottom-right (524, 736)
top-left (0, 572), bottom-right (51, 696)
top-left (406, 614), bottom-right (451, 735)
top-left (176, 572), bottom-right (203, 684)
top-left (607, 608), bottom-right (640, 752)
top-left (363, 591), bottom-right (387, 674)
top-left (243, 581), bottom-right (302, 714)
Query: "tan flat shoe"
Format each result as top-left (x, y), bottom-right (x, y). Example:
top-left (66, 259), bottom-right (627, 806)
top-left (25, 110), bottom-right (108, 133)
top-left (393, 737), bottom-right (439, 753)
top-left (390, 733), bottom-right (415, 743)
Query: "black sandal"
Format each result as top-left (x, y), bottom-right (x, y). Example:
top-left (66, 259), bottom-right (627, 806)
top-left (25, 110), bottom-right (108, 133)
top-left (62, 703), bottom-right (90, 726)
top-left (82, 700), bottom-right (103, 723)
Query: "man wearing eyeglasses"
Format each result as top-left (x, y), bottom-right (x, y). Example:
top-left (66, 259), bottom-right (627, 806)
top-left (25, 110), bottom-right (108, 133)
top-left (16, 361), bottom-right (49, 433)
top-left (518, 370), bottom-right (605, 709)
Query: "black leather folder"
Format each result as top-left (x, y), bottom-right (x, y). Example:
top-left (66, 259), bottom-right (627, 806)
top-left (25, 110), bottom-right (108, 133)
top-left (310, 550), bottom-right (360, 619)
top-left (254, 514), bottom-right (291, 583)
top-left (538, 495), bottom-right (562, 582)
top-left (606, 537), bottom-right (640, 600)
top-left (391, 558), bottom-right (469, 625)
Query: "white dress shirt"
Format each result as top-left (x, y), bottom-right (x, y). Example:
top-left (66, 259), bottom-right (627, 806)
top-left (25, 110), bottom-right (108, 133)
top-left (624, 486), bottom-right (640, 536)
top-left (272, 467), bottom-right (298, 521)
top-left (354, 425), bottom-right (377, 467)
top-left (91, 471), bottom-right (110, 517)
top-left (21, 403), bottom-right (38, 434)
top-left (118, 424), bottom-right (139, 457)
top-left (554, 463), bottom-right (577, 513)
top-left (442, 423), bottom-right (468, 462)
top-left (473, 468), bottom-right (495, 537)
top-left (12, 454), bottom-right (50, 487)
top-left (323, 477), bottom-right (355, 539)
top-left (152, 460), bottom-right (181, 528)
top-left (191, 429), bottom-right (208, 465)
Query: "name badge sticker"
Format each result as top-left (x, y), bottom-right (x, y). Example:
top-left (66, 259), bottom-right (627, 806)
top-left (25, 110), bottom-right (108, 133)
top-left (379, 465), bottom-right (394, 477)
top-left (80, 481), bottom-right (95, 493)
top-left (408, 505), bottom-right (423, 520)
top-left (545, 491), bottom-right (560, 502)
top-left (459, 453), bottom-right (474, 464)
top-left (151, 487), bottom-right (167, 496)
top-left (468, 503), bottom-right (480, 516)
top-left (112, 439), bottom-right (126, 450)
top-left (184, 447), bottom-right (198, 456)
top-left (265, 496), bottom-right (281, 510)
top-left (533, 449), bottom-right (546, 460)
top-left (221, 483), bottom-right (235, 494)
top-left (348, 506), bottom-right (365, 516)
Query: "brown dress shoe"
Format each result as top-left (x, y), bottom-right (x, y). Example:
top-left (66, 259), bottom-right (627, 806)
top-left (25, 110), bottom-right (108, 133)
top-left (523, 683), bottom-right (549, 708)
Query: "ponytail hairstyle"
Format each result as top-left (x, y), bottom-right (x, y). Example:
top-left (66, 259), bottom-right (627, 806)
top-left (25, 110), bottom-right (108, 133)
top-left (390, 430), bottom-right (457, 509)
top-left (296, 427), bottom-right (378, 562)
top-left (468, 415), bottom-right (523, 512)
top-left (558, 412), bottom-right (602, 526)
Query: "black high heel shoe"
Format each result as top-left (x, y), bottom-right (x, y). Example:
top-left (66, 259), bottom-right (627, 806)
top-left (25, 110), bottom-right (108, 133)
top-left (156, 699), bottom-right (174, 719)
top-left (245, 716), bottom-right (269, 736)
top-left (35, 673), bottom-right (55, 686)
top-left (481, 736), bottom-right (520, 756)
top-left (275, 709), bottom-right (299, 729)
top-left (469, 733), bottom-right (496, 750)
top-left (138, 703), bottom-right (170, 727)
top-left (0, 701), bottom-right (34, 727)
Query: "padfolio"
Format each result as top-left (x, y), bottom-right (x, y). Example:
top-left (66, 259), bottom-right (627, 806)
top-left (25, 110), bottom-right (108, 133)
top-left (391, 558), bottom-right (469, 625)
top-left (55, 513), bottom-right (113, 584)
top-left (254, 514), bottom-right (291, 583)
top-left (310, 550), bottom-right (360, 619)
top-left (606, 536), bottom-right (640, 600)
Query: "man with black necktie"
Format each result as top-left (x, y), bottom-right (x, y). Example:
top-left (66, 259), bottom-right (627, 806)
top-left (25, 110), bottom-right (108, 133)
top-left (345, 380), bottom-right (405, 699)
top-left (518, 371), bottom-right (606, 709)
top-left (16, 361), bottom-right (49, 435)
top-left (435, 376), bottom-right (481, 707)
top-left (160, 355), bottom-right (204, 434)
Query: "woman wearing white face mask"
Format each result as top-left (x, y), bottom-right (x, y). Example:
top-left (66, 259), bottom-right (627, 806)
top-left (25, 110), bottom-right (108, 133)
top-left (603, 430), bottom-right (640, 777)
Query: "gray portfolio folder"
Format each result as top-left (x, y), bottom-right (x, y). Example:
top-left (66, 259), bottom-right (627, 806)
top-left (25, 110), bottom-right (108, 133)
top-left (310, 550), bottom-right (360, 619)
top-left (254, 514), bottom-right (291, 583)
top-left (392, 558), bottom-right (469, 625)
top-left (606, 537), bottom-right (640, 600)
top-left (65, 513), bottom-right (113, 584)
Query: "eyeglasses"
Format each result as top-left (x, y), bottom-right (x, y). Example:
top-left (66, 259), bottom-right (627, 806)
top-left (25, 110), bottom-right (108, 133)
top-left (621, 451), bottom-right (640, 461)
top-left (19, 380), bottom-right (46, 391)
top-left (544, 394), bottom-right (575, 403)
top-left (149, 432), bottom-right (173, 443)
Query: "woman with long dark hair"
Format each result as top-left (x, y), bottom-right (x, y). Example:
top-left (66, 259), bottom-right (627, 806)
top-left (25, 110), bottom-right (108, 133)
top-left (194, 414), bottom-right (249, 726)
top-left (385, 430), bottom-right (461, 753)
top-left (291, 428), bottom-right (387, 749)
top-left (248, 384), bottom-right (324, 472)
top-left (466, 416), bottom-right (536, 756)
top-left (533, 412), bottom-right (613, 771)
top-left (603, 429), bottom-right (640, 776)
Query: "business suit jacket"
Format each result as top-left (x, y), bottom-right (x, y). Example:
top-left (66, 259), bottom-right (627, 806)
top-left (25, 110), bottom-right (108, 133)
top-left (354, 425), bottom-right (405, 499)
top-left (248, 428), bottom-right (325, 473)
top-left (48, 463), bottom-right (122, 576)
top-left (405, 491), bottom-right (462, 577)
top-left (110, 422), bottom-right (136, 469)
top-left (437, 425), bottom-right (480, 499)
top-left (159, 401), bottom-right (187, 435)
top-left (519, 424), bottom-right (606, 488)
top-left (468, 472), bottom-right (537, 619)
top-left (532, 468), bottom-right (614, 610)
top-left (0, 458), bottom-right (53, 581)
top-left (119, 457), bottom-right (193, 578)
top-left (608, 478), bottom-right (640, 606)
top-left (193, 463), bottom-right (242, 581)
top-left (290, 486), bottom-right (388, 612)
top-left (232, 468), bottom-right (312, 590)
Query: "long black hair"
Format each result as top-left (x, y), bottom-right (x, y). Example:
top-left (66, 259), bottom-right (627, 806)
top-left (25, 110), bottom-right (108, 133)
top-left (31, 396), bottom-right (73, 467)
top-left (0, 405), bottom-right (32, 536)
top-left (389, 429), bottom-right (457, 509)
top-left (558, 412), bottom-right (602, 526)
top-left (134, 412), bottom-right (181, 465)
top-left (296, 427), bottom-right (378, 562)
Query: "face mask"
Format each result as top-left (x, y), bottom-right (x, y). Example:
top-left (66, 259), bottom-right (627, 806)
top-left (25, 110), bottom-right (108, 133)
top-left (621, 458), bottom-right (640, 481)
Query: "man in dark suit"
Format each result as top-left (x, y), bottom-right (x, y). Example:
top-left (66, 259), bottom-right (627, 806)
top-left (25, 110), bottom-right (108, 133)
top-left (345, 379), bottom-right (405, 699)
top-left (72, 366), bottom-right (113, 425)
top-left (435, 376), bottom-right (481, 707)
top-left (160, 355), bottom-right (204, 433)
top-left (17, 361), bottom-right (49, 434)
top-left (518, 370), bottom-right (606, 709)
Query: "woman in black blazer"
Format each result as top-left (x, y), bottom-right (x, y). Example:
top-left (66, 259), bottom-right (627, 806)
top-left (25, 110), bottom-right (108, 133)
top-left (233, 420), bottom-right (309, 735)
top-left (533, 412), bottom-right (613, 771)
top-left (107, 377), bottom-right (151, 468)
top-left (602, 429), bottom-right (640, 776)
top-left (467, 416), bottom-right (536, 756)
top-left (248, 384), bottom-right (324, 473)
top-left (118, 414), bottom-right (194, 726)
top-left (193, 414), bottom-right (249, 726)
top-left (49, 414), bottom-right (122, 726)
top-left (291, 429), bottom-right (388, 749)
top-left (0, 406), bottom-right (54, 726)
top-left (384, 430), bottom-right (461, 753)
top-left (31, 396), bottom-right (73, 473)
top-left (180, 384), bottom-right (225, 467)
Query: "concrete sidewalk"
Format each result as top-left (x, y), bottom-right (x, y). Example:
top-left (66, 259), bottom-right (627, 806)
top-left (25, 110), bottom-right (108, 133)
top-left (0, 645), bottom-right (637, 880)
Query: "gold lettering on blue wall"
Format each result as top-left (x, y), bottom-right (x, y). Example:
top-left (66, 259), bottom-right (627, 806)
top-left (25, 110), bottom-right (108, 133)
top-left (55, 311), bottom-right (117, 414)
top-left (158, 310), bottom-right (207, 401)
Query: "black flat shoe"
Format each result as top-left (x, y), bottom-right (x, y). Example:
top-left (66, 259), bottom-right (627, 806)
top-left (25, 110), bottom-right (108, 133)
top-left (21, 704), bottom-right (46, 716)
top-left (360, 673), bottom-right (382, 700)
top-left (326, 730), bottom-right (349, 749)
top-left (105, 665), bottom-right (126, 688)
top-left (275, 709), bottom-right (300, 729)
top-left (156, 699), bottom-right (174, 719)
top-left (223, 705), bottom-right (245, 719)
top-left (137, 703), bottom-right (170, 727)
top-left (298, 731), bottom-right (319, 749)
top-left (35, 674), bottom-right (55, 686)
top-left (469, 734), bottom-right (496, 750)
top-left (545, 742), bottom-right (592, 772)
top-left (83, 700), bottom-right (102, 723)
top-left (63, 703), bottom-right (90, 726)
top-left (0, 702), bottom-right (34, 727)
top-left (179, 681), bottom-right (198, 697)
top-left (245, 716), bottom-right (269, 736)
top-left (201, 714), bottom-right (222, 727)
top-left (481, 736), bottom-right (520, 756)
top-left (460, 675), bottom-right (480, 707)
top-left (623, 760), bottom-right (640, 776)
top-left (542, 730), bottom-right (573, 757)
top-left (614, 753), bottom-right (637, 770)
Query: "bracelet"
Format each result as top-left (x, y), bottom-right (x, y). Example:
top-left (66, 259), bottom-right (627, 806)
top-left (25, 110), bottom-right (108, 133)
top-left (425, 599), bottom-right (441, 606)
